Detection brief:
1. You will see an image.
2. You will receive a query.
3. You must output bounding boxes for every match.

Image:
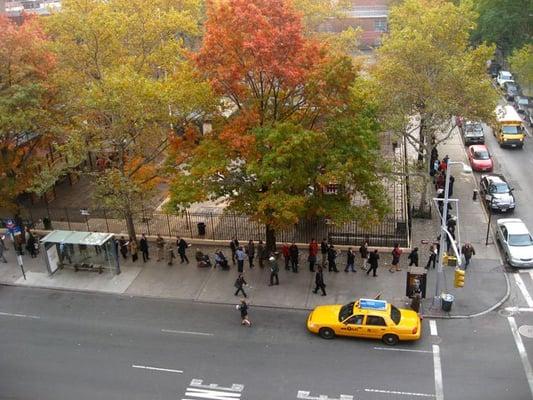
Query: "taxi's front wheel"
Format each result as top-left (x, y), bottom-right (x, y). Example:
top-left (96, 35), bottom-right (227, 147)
top-left (319, 327), bottom-right (335, 339)
top-left (382, 334), bottom-right (399, 346)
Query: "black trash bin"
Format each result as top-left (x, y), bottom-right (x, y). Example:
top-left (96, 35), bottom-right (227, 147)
top-left (197, 222), bottom-right (206, 236)
top-left (441, 293), bottom-right (454, 312)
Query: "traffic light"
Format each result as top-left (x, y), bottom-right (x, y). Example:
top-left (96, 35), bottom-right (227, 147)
top-left (454, 268), bottom-right (465, 288)
top-left (442, 252), bottom-right (457, 267)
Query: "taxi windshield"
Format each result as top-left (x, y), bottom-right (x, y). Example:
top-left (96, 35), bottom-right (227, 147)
top-left (339, 302), bottom-right (354, 322)
top-left (390, 305), bottom-right (401, 324)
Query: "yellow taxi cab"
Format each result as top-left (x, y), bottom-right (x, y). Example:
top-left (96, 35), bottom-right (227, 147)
top-left (307, 298), bottom-right (421, 345)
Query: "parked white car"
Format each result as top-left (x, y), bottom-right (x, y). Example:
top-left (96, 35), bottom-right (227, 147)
top-left (496, 71), bottom-right (514, 88)
top-left (496, 219), bottom-right (533, 268)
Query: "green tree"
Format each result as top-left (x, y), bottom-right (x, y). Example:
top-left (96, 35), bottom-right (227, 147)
top-left (373, 0), bottom-right (497, 213)
top-left (509, 44), bottom-right (533, 94)
top-left (470, 0), bottom-right (532, 56)
top-left (47, 0), bottom-right (213, 238)
top-left (168, 0), bottom-right (389, 249)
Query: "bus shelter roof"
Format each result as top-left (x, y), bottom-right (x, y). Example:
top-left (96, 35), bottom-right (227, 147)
top-left (40, 230), bottom-right (114, 246)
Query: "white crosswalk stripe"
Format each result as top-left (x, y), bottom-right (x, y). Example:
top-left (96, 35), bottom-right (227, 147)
top-left (514, 274), bottom-right (533, 307)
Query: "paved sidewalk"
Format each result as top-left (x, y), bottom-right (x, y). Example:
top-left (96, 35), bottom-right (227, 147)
top-left (0, 128), bottom-right (509, 317)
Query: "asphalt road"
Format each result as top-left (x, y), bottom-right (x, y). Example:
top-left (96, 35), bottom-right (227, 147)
top-left (1, 286), bottom-right (532, 400)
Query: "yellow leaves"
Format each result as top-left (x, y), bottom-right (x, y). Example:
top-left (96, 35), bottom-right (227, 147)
top-left (125, 156), bottom-right (162, 190)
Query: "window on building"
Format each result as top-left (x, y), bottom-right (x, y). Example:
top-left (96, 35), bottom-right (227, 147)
top-left (375, 19), bottom-right (387, 32)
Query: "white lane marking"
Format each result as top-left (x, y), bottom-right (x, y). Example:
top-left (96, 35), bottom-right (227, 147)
top-left (506, 307), bottom-right (533, 313)
top-left (297, 390), bottom-right (352, 399)
top-left (131, 364), bottom-right (183, 374)
top-left (432, 345), bottom-right (444, 400)
top-left (429, 320), bottom-right (438, 336)
top-left (514, 274), bottom-right (533, 307)
top-left (161, 329), bottom-right (214, 336)
top-left (507, 316), bottom-right (533, 397)
top-left (0, 311), bottom-right (40, 319)
top-left (364, 388), bottom-right (435, 397)
top-left (373, 346), bottom-right (432, 354)
top-left (529, 271), bottom-right (533, 281)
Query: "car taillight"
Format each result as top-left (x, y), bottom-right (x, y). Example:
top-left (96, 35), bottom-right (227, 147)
top-left (412, 326), bottom-right (418, 334)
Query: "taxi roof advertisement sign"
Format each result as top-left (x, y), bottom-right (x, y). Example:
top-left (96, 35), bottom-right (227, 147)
top-left (359, 298), bottom-right (387, 310)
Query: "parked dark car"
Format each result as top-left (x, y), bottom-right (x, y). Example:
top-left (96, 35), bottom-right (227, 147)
top-left (504, 82), bottom-right (521, 101)
top-left (515, 96), bottom-right (531, 115)
top-left (462, 121), bottom-right (485, 145)
top-left (480, 174), bottom-right (516, 213)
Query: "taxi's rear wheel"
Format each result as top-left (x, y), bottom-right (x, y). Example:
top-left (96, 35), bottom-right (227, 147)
top-left (382, 334), bottom-right (399, 346)
top-left (319, 327), bottom-right (335, 340)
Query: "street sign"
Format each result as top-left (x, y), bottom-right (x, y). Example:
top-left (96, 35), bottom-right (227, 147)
top-left (5, 219), bottom-right (14, 230)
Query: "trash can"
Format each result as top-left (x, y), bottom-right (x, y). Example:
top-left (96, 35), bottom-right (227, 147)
top-left (441, 293), bottom-right (454, 312)
top-left (197, 222), bottom-right (206, 236)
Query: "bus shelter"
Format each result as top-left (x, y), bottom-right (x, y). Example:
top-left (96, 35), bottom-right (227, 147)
top-left (40, 230), bottom-right (120, 275)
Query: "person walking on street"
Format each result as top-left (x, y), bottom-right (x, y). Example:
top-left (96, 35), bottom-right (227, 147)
top-left (320, 238), bottom-right (329, 268)
top-left (281, 243), bottom-right (290, 270)
top-left (313, 266), bottom-right (327, 296)
top-left (367, 249), bottom-right (379, 277)
top-left (230, 237), bottom-right (239, 265)
top-left (408, 247), bottom-right (419, 267)
top-left (308, 239), bottom-right (318, 272)
top-left (129, 238), bottom-right (139, 262)
top-left (389, 243), bottom-right (402, 273)
top-left (359, 241), bottom-right (369, 270)
top-left (269, 255), bottom-right (279, 286)
top-left (426, 244), bottom-right (437, 269)
top-left (345, 247), bottom-right (356, 272)
top-left (234, 273), bottom-right (247, 297)
top-left (327, 245), bottom-right (339, 272)
top-left (119, 236), bottom-right (128, 260)
top-left (257, 240), bottom-right (265, 268)
top-left (246, 240), bottom-right (255, 268)
top-left (26, 232), bottom-right (37, 258)
top-left (176, 236), bottom-right (190, 264)
top-left (140, 234), bottom-right (149, 262)
top-left (237, 300), bottom-right (251, 327)
top-left (236, 246), bottom-right (246, 273)
top-left (0, 237), bottom-right (7, 263)
top-left (289, 242), bottom-right (299, 273)
top-left (156, 234), bottom-right (165, 261)
top-left (462, 242), bottom-right (476, 268)
top-left (166, 241), bottom-right (175, 266)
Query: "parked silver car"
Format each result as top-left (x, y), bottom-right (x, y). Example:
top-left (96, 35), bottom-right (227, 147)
top-left (496, 219), bottom-right (533, 268)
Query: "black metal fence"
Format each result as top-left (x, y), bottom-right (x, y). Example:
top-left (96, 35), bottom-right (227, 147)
top-left (8, 207), bottom-right (409, 247)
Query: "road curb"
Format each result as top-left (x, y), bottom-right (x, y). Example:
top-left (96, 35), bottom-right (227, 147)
top-left (422, 267), bottom-right (511, 319)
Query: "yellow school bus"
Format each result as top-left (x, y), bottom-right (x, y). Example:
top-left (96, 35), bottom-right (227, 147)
top-left (494, 105), bottom-right (526, 148)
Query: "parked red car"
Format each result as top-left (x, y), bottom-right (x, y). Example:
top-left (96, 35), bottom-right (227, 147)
top-left (467, 145), bottom-right (493, 172)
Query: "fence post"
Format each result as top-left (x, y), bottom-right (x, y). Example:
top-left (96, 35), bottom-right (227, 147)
top-left (103, 209), bottom-right (110, 232)
top-left (233, 213), bottom-right (238, 238)
top-left (166, 214), bottom-right (172, 237)
top-left (210, 213), bottom-right (215, 240)
top-left (65, 208), bottom-right (71, 230)
top-left (187, 211), bottom-right (193, 238)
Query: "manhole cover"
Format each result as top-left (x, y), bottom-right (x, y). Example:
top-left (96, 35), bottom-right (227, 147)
top-left (518, 325), bottom-right (533, 338)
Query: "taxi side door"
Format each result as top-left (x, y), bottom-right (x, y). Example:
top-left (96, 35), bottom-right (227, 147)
top-left (338, 314), bottom-right (365, 337)
top-left (363, 315), bottom-right (389, 339)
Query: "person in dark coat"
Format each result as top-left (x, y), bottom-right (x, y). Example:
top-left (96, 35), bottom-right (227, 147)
top-left (426, 244), bottom-right (437, 269)
top-left (359, 241), bottom-right (369, 270)
top-left (367, 249), bottom-right (379, 277)
top-left (281, 243), bottom-right (290, 270)
top-left (327, 245), bottom-right (339, 272)
top-left (312, 266), bottom-right (327, 296)
top-left (462, 242), bottom-right (476, 268)
top-left (119, 236), bottom-right (128, 259)
top-left (257, 240), bottom-right (265, 268)
top-left (140, 234), bottom-right (149, 262)
top-left (238, 300), bottom-right (251, 326)
top-left (320, 238), bottom-right (329, 268)
top-left (234, 273), bottom-right (247, 297)
top-left (246, 240), bottom-right (255, 268)
top-left (26, 233), bottom-right (37, 258)
top-left (408, 247), bottom-right (419, 267)
top-left (176, 236), bottom-right (189, 264)
top-left (289, 242), bottom-right (299, 273)
top-left (345, 247), bottom-right (356, 272)
top-left (230, 237), bottom-right (239, 265)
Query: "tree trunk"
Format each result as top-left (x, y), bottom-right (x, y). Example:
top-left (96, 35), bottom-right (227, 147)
top-left (265, 224), bottom-right (276, 253)
top-left (417, 118), bottom-right (425, 163)
top-left (125, 208), bottom-right (136, 241)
